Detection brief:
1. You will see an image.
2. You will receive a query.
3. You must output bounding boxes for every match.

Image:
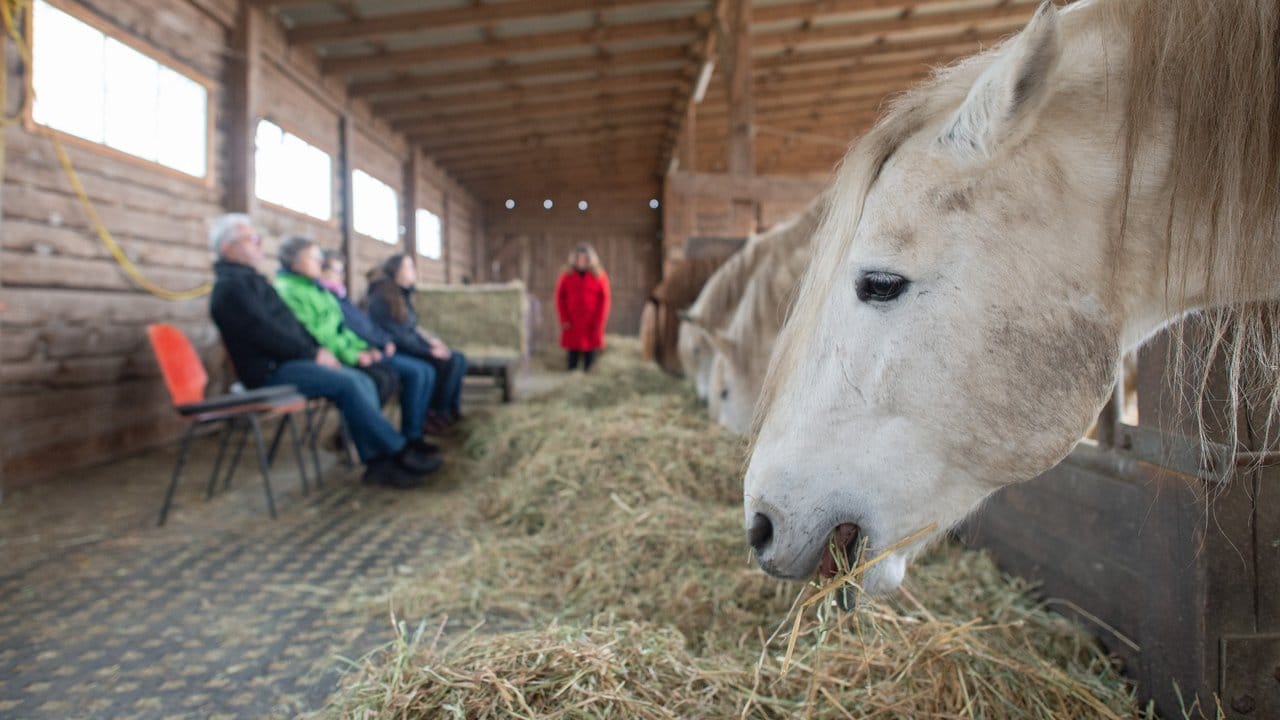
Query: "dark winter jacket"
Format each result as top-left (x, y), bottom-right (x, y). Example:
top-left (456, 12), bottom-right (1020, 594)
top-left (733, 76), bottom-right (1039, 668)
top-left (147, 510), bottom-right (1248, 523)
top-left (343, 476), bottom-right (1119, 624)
top-left (366, 279), bottom-right (437, 360)
top-left (209, 260), bottom-right (318, 387)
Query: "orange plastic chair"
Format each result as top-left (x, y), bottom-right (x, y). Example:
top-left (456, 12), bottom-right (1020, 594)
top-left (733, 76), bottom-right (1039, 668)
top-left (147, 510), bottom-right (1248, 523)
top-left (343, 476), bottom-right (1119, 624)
top-left (147, 324), bottom-right (310, 525)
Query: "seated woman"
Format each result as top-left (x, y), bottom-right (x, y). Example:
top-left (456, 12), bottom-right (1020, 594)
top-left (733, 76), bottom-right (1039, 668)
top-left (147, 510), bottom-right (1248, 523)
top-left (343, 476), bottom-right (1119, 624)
top-left (273, 236), bottom-right (439, 459)
top-left (366, 254), bottom-right (468, 434)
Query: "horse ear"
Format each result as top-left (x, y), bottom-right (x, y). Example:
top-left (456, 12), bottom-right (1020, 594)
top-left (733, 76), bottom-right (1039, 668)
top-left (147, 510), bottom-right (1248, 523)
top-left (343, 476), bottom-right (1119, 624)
top-left (938, 1), bottom-right (1060, 160)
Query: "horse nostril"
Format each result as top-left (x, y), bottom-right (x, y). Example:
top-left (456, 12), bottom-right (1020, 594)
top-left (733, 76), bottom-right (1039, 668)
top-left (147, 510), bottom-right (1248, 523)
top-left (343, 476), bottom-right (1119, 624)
top-left (747, 512), bottom-right (774, 553)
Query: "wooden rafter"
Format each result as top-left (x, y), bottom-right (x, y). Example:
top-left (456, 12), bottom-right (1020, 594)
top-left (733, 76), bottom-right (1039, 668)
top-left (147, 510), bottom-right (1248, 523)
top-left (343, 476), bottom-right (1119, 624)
top-left (288, 0), bottom-right (687, 47)
top-left (321, 16), bottom-right (705, 77)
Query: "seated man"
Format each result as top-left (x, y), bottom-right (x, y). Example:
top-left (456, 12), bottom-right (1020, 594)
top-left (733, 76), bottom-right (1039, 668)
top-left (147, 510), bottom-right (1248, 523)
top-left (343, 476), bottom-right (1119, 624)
top-left (207, 214), bottom-right (440, 489)
top-left (366, 254), bottom-right (468, 435)
top-left (272, 235), bottom-right (438, 455)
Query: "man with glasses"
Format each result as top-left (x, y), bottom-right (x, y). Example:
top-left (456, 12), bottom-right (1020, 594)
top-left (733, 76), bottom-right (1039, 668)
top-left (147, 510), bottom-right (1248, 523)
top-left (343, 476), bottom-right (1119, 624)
top-left (207, 214), bottom-right (440, 489)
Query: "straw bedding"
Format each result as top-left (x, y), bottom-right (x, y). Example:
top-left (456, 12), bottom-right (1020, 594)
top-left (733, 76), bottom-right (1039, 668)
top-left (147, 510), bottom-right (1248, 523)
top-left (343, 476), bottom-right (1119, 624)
top-left (323, 341), bottom-right (1151, 719)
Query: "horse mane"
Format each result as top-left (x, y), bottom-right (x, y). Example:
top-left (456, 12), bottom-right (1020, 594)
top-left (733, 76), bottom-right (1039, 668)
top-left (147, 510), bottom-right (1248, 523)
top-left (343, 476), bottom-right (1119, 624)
top-left (1113, 0), bottom-right (1280, 456)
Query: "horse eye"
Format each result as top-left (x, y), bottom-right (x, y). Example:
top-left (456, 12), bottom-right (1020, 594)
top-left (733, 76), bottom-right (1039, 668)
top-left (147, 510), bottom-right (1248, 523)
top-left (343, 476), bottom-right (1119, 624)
top-left (857, 271), bottom-right (909, 302)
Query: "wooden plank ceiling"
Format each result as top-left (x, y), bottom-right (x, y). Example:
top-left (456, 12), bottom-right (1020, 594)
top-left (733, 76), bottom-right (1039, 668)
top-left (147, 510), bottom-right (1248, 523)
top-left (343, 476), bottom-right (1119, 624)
top-left (255, 0), bottom-right (1045, 203)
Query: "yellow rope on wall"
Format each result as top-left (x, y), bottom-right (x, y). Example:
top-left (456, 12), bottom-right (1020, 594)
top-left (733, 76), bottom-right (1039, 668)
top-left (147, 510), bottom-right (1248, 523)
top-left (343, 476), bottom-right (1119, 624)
top-left (1, 0), bottom-right (212, 301)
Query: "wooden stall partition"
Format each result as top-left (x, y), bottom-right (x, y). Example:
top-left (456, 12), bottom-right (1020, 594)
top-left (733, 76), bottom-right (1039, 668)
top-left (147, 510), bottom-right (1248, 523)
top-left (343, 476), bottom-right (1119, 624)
top-left (960, 323), bottom-right (1280, 717)
top-left (661, 170), bottom-right (825, 266)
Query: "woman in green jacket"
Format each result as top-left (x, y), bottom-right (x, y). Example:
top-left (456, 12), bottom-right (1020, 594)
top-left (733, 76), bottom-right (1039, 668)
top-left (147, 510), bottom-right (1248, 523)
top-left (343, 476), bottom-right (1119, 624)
top-left (274, 235), bottom-right (436, 455)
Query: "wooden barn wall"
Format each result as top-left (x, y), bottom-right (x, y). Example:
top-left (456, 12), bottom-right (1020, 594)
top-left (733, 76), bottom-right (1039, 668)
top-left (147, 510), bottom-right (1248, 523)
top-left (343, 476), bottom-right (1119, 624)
top-left (482, 200), bottom-right (661, 353)
top-left (0, 0), bottom-right (479, 489)
top-left (661, 170), bottom-right (827, 270)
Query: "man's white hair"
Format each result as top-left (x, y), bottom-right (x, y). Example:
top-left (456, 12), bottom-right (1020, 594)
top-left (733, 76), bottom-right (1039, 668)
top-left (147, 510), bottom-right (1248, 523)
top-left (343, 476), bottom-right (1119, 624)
top-left (209, 213), bottom-right (252, 255)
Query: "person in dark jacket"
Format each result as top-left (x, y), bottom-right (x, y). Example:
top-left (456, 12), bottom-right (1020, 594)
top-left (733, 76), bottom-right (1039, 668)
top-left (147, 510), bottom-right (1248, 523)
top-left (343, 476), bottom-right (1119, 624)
top-left (206, 214), bottom-right (439, 488)
top-left (313, 247), bottom-right (441, 447)
top-left (366, 254), bottom-right (467, 434)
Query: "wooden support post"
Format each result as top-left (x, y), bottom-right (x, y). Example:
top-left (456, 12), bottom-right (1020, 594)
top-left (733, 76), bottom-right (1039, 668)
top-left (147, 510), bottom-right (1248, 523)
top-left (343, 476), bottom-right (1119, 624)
top-left (721, 0), bottom-right (756, 236)
top-left (226, 5), bottom-right (264, 214)
top-left (338, 113), bottom-right (355, 291)
top-left (678, 102), bottom-right (697, 173)
top-left (403, 150), bottom-right (419, 258)
top-left (722, 0), bottom-right (753, 178)
top-left (441, 193), bottom-right (452, 283)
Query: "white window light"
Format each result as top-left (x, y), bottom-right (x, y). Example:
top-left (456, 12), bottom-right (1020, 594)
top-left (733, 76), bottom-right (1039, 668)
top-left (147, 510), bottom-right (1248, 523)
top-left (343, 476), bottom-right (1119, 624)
top-left (254, 120), bottom-right (332, 220)
top-left (649, 198), bottom-right (660, 210)
top-left (415, 208), bottom-right (442, 260)
top-left (505, 198), bottom-right (516, 210)
top-left (32, 0), bottom-right (208, 178)
top-left (543, 199), bottom-right (553, 210)
top-left (352, 169), bottom-right (400, 244)
top-left (578, 200), bottom-right (588, 211)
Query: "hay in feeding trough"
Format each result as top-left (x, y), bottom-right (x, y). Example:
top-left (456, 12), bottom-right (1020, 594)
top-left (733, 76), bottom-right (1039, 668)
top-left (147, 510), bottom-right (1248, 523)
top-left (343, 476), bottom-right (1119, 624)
top-left (323, 342), bottom-right (1150, 719)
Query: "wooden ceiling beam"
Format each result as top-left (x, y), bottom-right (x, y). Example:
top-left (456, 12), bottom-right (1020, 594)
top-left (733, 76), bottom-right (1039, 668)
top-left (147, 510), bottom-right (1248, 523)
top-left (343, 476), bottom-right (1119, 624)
top-left (321, 16), bottom-right (704, 76)
top-left (753, 4), bottom-right (1038, 51)
top-left (289, 0), bottom-right (685, 46)
top-left (415, 111), bottom-right (673, 152)
top-left (446, 145), bottom-right (659, 173)
top-left (374, 72), bottom-right (682, 120)
top-left (347, 46), bottom-right (689, 100)
top-left (431, 128), bottom-right (666, 164)
top-left (393, 89), bottom-right (679, 135)
top-left (405, 102), bottom-right (674, 142)
top-left (448, 151), bottom-right (660, 180)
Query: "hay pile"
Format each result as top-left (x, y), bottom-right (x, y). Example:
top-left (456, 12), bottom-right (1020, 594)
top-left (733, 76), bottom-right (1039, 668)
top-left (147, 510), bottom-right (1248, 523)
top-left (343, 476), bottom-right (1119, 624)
top-left (324, 341), bottom-right (1149, 719)
top-left (414, 282), bottom-right (528, 358)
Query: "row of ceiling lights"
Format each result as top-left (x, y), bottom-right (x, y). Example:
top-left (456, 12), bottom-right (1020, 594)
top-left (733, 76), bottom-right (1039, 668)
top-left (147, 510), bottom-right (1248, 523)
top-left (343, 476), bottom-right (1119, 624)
top-left (502, 198), bottom-right (661, 211)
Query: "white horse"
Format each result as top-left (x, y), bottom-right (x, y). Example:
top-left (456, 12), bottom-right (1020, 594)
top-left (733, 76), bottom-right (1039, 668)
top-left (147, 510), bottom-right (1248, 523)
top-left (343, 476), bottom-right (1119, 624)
top-left (706, 202), bottom-right (821, 433)
top-left (744, 0), bottom-right (1280, 596)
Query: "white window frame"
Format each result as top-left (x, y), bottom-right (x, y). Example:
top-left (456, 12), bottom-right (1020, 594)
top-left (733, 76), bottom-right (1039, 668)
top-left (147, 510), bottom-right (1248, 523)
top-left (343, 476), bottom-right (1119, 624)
top-left (352, 169), bottom-right (400, 244)
top-left (254, 119), bottom-right (333, 222)
top-left (415, 208), bottom-right (442, 260)
top-left (28, 0), bottom-right (213, 182)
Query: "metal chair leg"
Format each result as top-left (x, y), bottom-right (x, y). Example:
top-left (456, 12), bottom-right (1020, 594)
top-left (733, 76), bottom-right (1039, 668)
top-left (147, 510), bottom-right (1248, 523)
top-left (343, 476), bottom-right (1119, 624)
top-left (266, 414), bottom-right (287, 468)
top-left (248, 415), bottom-right (277, 519)
top-left (285, 414), bottom-right (310, 495)
top-left (158, 423), bottom-right (199, 527)
top-left (302, 403), bottom-right (325, 485)
top-left (222, 421), bottom-right (250, 491)
top-left (205, 421), bottom-right (235, 500)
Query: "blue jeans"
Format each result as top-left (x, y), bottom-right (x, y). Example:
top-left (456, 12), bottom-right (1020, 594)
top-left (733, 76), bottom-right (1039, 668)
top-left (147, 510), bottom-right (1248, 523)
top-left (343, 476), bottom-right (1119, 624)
top-left (266, 361), bottom-right (404, 463)
top-left (427, 351), bottom-right (467, 418)
top-left (379, 354), bottom-right (436, 440)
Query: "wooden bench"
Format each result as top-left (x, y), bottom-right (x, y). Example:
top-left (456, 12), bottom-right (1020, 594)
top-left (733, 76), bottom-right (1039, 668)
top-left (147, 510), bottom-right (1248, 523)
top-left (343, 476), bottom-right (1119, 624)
top-left (465, 354), bottom-right (519, 403)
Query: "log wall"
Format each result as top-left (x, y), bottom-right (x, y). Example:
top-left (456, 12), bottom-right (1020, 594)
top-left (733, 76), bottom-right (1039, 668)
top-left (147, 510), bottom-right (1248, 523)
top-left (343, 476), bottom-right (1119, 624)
top-left (0, 0), bottom-right (481, 489)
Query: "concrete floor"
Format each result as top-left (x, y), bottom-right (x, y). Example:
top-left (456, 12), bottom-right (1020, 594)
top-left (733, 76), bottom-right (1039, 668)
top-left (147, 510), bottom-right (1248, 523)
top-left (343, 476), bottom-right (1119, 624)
top-left (0, 370), bottom-right (570, 719)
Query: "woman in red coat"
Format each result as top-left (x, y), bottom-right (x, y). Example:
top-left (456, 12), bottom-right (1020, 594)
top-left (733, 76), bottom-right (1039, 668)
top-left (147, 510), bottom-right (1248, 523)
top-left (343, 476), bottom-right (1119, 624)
top-left (555, 243), bottom-right (611, 371)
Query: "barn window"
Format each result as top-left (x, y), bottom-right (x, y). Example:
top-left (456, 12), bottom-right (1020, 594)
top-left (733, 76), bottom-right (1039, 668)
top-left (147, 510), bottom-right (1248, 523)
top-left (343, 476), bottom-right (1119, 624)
top-left (31, 0), bottom-right (210, 179)
top-left (415, 208), bottom-right (442, 260)
top-left (352, 169), bottom-right (400, 244)
top-left (254, 120), bottom-right (332, 221)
